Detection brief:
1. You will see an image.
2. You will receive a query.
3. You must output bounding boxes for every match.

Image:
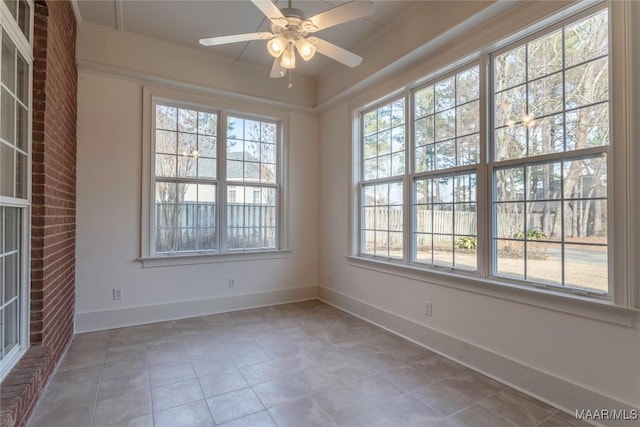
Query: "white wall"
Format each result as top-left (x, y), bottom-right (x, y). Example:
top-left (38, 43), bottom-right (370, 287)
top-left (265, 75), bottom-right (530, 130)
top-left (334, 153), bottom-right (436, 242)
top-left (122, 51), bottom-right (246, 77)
top-left (318, 0), bottom-right (640, 414)
top-left (75, 69), bottom-right (319, 328)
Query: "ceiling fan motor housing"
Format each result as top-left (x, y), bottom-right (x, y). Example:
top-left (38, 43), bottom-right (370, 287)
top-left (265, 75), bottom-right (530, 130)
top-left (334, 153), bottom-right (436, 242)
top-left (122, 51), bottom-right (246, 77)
top-left (271, 8), bottom-right (315, 41)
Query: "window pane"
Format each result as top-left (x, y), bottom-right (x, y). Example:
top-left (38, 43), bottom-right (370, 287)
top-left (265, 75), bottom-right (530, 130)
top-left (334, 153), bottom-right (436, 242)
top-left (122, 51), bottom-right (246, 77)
top-left (227, 185), bottom-right (277, 250)
top-left (198, 112), bottom-right (217, 136)
top-left (457, 67), bottom-right (479, 104)
top-left (566, 103), bottom-right (609, 150)
top-left (565, 57), bottom-right (608, 109)
top-left (3, 300), bottom-right (18, 355)
top-left (2, 32), bottom-right (16, 93)
top-left (435, 140), bottom-right (455, 170)
top-left (457, 101), bottom-right (479, 136)
top-left (434, 109), bottom-right (455, 142)
top-left (528, 114), bottom-right (563, 156)
top-left (177, 155), bottom-right (197, 178)
top-left (3, 253), bottom-right (18, 303)
top-left (564, 10), bottom-right (608, 68)
top-left (495, 46), bottom-right (526, 91)
top-left (528, 72), bottom-right (563, 117)
top-left (415, 116), bottom-right (434, 147)
top-left (528, 30), bottom-right (563, 79)
top-left (564, 244), bottom-right (607, 292)
top-left (178, 109), bottom-right (197, 133)
top-left (414, 233), bottom-right (432, 264)
top-left (495, 202), bottom-right (524, 239)
top-left (1, 88), bottom-right (15, 144)
top-left (16, 52), bottom-right (28, 105)
top-left (435, 76), bottom-right (455, 112)
top-left (433, 235), bottom-right (453, 267)
top-left (495, 125), bottom-right (526, 161)
top-left (156, 130), bottom-right (177, 154)
top-left (260, 142), bottom-right (276, 164)
top-left (495, 167), bottom-right (524, 202)
top-left (0, 143), bottom-right (14, 197)
top-left (495, 85), bottom-right (526, 128)
top-left (261, 122), bottom-right (277, 143)
top-left (496, 240), bottom-right (525, 280)
top-left (198, 136), bottom-right (217, 158)
top-left (156, 105), bottom-right (177, 130)
top-left (457, 134), bottom-right (479, 166)
top-left (527, 162), bottom-right (561, 200)
top-left (15, 151), bottom-right (27, 199)
top-left (526, 242), bottom-right (562, 285)
top-left (414, 86), bottom-right (434, 118)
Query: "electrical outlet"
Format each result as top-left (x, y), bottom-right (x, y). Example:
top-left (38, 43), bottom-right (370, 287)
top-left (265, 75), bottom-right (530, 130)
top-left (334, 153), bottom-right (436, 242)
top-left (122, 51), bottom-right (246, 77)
top-left (424, 301), bottom-right (432, 317)
top-left (228, 277), bottom-right (236, 288)
top-left (113, 288), bottom-right (123, 300)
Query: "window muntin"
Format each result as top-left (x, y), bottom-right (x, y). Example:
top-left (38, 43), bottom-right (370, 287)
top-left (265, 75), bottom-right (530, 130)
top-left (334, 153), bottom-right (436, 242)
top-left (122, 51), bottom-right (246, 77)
top-left (357, 7), bottom-right (613, 298)
top-left (150, 102), bottom-right (281, 256)
top-left (491, 9), bottom-right (609, 294)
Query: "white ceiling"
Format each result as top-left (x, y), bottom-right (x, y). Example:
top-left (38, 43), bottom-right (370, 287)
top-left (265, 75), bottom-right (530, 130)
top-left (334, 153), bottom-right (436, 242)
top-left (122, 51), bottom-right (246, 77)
top-left (75, 0), bottom-right (417, 78)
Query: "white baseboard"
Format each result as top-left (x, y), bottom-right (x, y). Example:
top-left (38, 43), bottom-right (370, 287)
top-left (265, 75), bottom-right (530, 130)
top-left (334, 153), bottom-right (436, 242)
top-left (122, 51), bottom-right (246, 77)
top-left (75, 285), bottom-right (317, 333)
top-left (318, 286), bottom-right (639, 427)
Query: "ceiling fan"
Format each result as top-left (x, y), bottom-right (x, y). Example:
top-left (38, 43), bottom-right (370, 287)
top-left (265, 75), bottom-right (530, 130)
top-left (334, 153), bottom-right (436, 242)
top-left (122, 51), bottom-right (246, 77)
top-left (199, 0), bottom-right (373, 79)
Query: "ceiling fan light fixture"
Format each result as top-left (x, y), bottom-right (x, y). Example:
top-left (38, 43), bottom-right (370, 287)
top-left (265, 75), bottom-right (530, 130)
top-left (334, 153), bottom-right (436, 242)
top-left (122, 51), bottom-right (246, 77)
top-left (295, 38), bottom-right (316, 61)
top-left (267, 36), bottom-right (287, 58)
top-left (280, 45), bottom-right (296, 69)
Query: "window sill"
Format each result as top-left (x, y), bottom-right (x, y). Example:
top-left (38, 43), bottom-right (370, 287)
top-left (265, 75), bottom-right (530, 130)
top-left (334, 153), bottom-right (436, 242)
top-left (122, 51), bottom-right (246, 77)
top-left (346, 255), bottom-right (639, 327)
top-left (139, 250), bottom-right (291, 268)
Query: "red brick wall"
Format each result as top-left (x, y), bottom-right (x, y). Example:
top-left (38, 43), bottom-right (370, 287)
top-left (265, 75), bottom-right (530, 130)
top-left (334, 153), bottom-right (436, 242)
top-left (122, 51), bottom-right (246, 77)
top-left (31, 0), bottom-right (77, 355)
top-left (0, 1), bottom-right (77, 426)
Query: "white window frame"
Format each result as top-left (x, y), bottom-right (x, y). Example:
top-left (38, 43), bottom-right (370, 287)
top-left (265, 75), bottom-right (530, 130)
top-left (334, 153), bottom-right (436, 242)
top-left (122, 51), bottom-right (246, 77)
top-left (140, 87), bottom-right (289, 267)
top-left (0, 0), bottom-right (33, 381)
top-left (350, 1), bottom-right (638, 322)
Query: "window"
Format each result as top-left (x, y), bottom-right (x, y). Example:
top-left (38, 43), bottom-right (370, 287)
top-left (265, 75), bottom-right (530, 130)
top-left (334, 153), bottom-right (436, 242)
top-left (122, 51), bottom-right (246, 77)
top-left (1, 0), bottom-right (32, 380)
top-left (491, 10), bottom-right (609, 293)
top-left (356, 7), bottom-right (615, 299)
top-left (413, 66), bottom-right (480, 271)
top-left (145, 96), bottom-right (282, 258)
top-left (361, 99), bottom-right (405, 259)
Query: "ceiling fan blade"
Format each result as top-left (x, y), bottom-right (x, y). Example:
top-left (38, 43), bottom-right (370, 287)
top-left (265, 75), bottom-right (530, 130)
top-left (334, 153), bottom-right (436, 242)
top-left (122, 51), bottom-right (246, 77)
top-left (199, 32), bottom-right (273, 46)
top-left (304, 1), bottom-right (373, 32)
top-left (312, 38), bottom-right (363, 68)
top-left (251, 0), bottom-right (286, 23)
top-left (270, 58), bottom-right (287, 78)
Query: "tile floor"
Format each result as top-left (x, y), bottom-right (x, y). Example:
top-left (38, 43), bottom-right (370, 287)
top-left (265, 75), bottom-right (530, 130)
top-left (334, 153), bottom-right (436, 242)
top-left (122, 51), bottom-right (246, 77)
top-left (27, 300), bottom-right (589, 427)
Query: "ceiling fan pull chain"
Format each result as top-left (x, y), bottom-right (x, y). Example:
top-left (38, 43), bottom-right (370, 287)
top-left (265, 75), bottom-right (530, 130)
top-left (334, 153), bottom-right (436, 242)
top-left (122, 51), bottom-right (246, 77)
top-left (288, 70), bottom-right (293, 89)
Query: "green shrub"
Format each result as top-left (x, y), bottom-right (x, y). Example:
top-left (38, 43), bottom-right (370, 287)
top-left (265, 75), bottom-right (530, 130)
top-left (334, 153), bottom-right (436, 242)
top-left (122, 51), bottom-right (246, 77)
top-left (455, 236), bottom-right (477, 250)
top-left (513, 229), bottom-right (547, 240)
